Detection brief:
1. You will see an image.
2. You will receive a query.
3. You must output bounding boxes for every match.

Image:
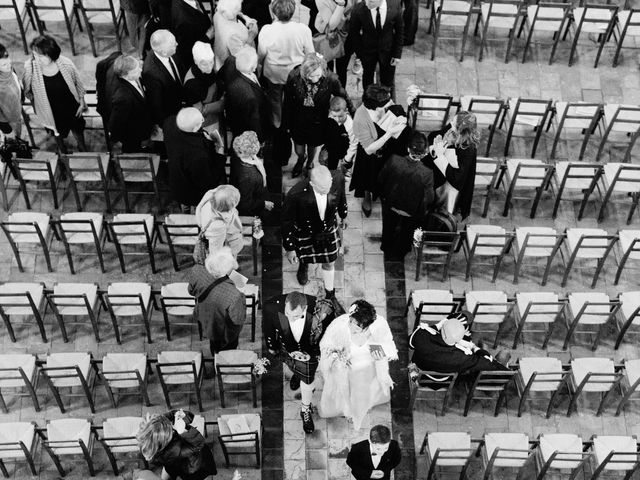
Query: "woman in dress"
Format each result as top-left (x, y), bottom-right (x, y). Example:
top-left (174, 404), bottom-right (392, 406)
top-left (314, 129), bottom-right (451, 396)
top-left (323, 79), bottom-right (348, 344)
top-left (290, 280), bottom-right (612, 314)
top-left (0, 44), bottom-right (22, 138)
top-left (23, 35), bottom-right (87, 153)
top-left (426, 111), bottom-right (479, 220)
top-left (319, 299), bottom-right (397, 430)
top-left (283, 53), bottom-right (351, 178)
top-left (195, 184), bottom-right (244, 258)
top-left (213, 0), bottom-right (258, 72)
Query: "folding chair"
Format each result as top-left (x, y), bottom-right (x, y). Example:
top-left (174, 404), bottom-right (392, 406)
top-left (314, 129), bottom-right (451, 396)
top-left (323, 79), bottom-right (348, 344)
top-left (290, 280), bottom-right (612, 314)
top-left (10, 151), bottom-right (60, 209)
top-left (216, 349), bottom-right (258, 408)
top-left (459, 96), bottom-right (506, 156)
top-left (613, 7), bottom-right (640, 66)
top-left (156, 351), bottom-right (205, 411)
top-left (551, 161), bottom-right (602, 220)
top-left (512, 227), bottom-right (564, 285)
top-left (474, 157), bottom-right (503, 217)
top-left (569, 3), bottom-right (618, 67)
top-left (106, 213), bottom-right (158, 273)
top-left (566, 357), bottom-right (622, 416)
top-left (481, 433), bottom-right (533, 480)
top-left (520, 1), bottom-right (571, 64)
top-left (613, 291), bottom-right (640, 349)
top-left (476, 0), bottom-right (524, 62)
top-left (47, 282), bottom-right (101, 343)
top-left (561, 228), bottom-right (617, 288)
top-left (512, 292), bottom-right (565, 349)
top-left (161, 214), bottom-right (198, 271)
top-left (0, 282), bottom-right (47, 342)
top-left (113, 153), bottom-right (162, 212)
top-left (409, 94), bottom-right (454, 132)
top-left (408, 368), bottom-right (458, 415)
top-left (30, 0), bottom-right (82, 56)
top-left (465, 290), bottom-right (513, 348)
top-left (103, 282), bottom-right (153, 344)
top-left (428, 0), bottom-right (474, 61)
top-left (614, 230), bottom-right (640, 285)
top-left (158, 282), bottom-right (198, 342)
top-left (597, 163), bottom-right (640, 224)
top-left (0, 421), bottom-right (38, 476)
top-left (0, 0), bottom-right (35, 54)
top-left (563, 291), bottom-right (620, 350)
top-left (1, 211), bottom-right (53, 272)
top-left (0, 153), bottom-right (16, 211)
top-left (549, 101), bottom-right (603, 160)
top-left (503, 98), bottom-right (554, 157)
top-left (41, 418), bottom-right (96, 476)
top-left (463, 224), bottom-right (514, 282)
top-left (55, 212), bottom-right (106, 274)
top-left (535, 434), bottom-right (590, 480)
top-left (414, 230), bottom-right (461, 281)
top-left (616, 358), bottom-right (640, 415)
top-left (62, 152), bottom-right (112, 212)
top-left (0, 354), bottom-right (40, 412)
top-left (420, 432), bottom-right (477, 480)
top-left (97, 416), bottom-right (147, 475)
top-left (40, 352), bottom-right (97, 414)
top-left (406, 289), bottom-right (460, 331)
top-left (76, 0), bottom-right (123, 57)
top-left (515, 356), bottom-right (567, 418)
top-left (596, 104), bottom-right (640, 162)
top-left (589, 435), bottom-right (640, 480)
top-left (101, 353), bottom-right (151, 408)
top-left (239, 283), bottom-right (259, 342)
top-left (82, 91), bottom-right (111, 149)
top-left (217, 413), bottom-right (262, 468)
top-left (463, 370), bottom-right (516, 416)
top-left (240, 216), bottom-right (260, 276)
top-left (500, 158), bottom-right (554, 218)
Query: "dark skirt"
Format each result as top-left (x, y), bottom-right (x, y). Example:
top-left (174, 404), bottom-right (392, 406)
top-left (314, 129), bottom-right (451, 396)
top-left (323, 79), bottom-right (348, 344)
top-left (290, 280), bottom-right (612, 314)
top-left (295, 224), bottom-right (340, 264)
top-left (43, 71), bottom-right (84, 138)
top-left (290, 105), bottom-right (326, 147)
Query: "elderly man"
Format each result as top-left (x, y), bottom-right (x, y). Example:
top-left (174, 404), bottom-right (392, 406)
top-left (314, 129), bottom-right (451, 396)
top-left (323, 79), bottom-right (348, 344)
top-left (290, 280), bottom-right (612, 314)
top-left (183, 41), bottom-right (223, 133)
top-left (283, 165), bottom-right (347, 298)
top-left (164, 107), bottom-right (226, 209)
top-left (187, 247), bottom-right (246, 356)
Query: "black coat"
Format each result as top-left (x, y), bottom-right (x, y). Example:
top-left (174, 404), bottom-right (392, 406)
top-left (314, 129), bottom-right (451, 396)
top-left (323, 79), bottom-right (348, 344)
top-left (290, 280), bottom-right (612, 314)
top-left (347, 440), bottom-right (402, 480)
top-left (348, 0), bottom-right (404, 63)
top-left (171, 0), bottom-right (212, 72)
top-left (121, 0), bottom-right (151, 14)
top-left (377, 154), bottom-right (434, 219)
top-left (149, 0), bottom-right (172, 27)
top-left (95, 51), bottom-right (122, 123)
top-left (230, 155), bottom-right (268, 216)
top-left (242, 0), bottom-right (271, 29)
top-left (263, 294), bottom-right (320, 357)
top-left (163, 115), bottom-right (227, 206)
top-left (142, 51), bottom-right (184, 125)
top-left (108, 78), bottom-right (154, 152)
top-left (225, 72), bottom-right (271, 141)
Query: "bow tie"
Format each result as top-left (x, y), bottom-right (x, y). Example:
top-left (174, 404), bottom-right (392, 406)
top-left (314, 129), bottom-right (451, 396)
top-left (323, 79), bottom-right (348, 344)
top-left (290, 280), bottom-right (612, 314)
top-left (372, 453), bottom-right (379, 456)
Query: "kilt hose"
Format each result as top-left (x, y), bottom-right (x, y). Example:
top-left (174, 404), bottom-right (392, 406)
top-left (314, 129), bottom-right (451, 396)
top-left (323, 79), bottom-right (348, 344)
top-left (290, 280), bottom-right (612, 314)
top-left (295, 224), bottom-right (341, 265)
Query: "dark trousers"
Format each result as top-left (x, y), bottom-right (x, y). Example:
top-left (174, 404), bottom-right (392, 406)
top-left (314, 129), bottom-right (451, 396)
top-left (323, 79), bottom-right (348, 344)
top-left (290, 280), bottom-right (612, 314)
top-left (328, 53), bottom-right (351, 88)
top-left (381, 205), bottom-right (418, 260)
top-left (362, 56), bottom-right (396, 99)
top-left (209, 326), bottom-right (241, 356)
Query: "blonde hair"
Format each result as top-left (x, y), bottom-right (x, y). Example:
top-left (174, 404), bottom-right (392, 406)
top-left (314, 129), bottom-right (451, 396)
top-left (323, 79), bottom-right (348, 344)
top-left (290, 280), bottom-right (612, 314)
top-left (209, 184), bottom-right (241, 212)
top-left (300, 53), bottom-right (327, 81)
top-left (453, 111), bottom-right (480, 150)
top-left (136, 415), bottom-right (174, 461)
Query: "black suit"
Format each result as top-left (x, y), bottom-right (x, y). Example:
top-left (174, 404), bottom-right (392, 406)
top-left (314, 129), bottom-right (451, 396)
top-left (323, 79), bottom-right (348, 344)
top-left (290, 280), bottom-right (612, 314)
top-left (142, 51), bottom-right (184, 125)
top-left (149, 0), bottom-right (171, 27)
top-left (109, 78), bottom-right (154, 153)
top-left (225, 72), bottom-right (271, 141)
top-left (171, 0), bottom-right (212, 72)
top-left (347, 440), bottom-right (402, 480)
top-left (348, 0), bottom-right (404, 92)
top-left (95, 51), bottom-right (122, 124)
top-left (264, 294), bottom-right (320, 358)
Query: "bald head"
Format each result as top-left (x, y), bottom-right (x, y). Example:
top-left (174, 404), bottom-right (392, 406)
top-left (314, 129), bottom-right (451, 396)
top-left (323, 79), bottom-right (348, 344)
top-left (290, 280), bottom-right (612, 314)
top-left (176, 107), bottom-right (204, 132)
top-left (309, 165), bottom-right (332, 195)
top-left (150, 30), bottom-right (177, 58)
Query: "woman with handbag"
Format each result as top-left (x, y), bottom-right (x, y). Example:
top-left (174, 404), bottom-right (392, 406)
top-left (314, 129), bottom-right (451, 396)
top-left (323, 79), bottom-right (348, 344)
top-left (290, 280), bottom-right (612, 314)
top-left (194, 184), bottom-right (244, 259)
top-left (314, 0), bottom-right (353, 86)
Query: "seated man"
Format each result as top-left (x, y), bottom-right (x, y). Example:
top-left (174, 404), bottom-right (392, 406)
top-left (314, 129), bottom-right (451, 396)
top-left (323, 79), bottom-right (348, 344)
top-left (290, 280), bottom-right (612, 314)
top-left (409, 311), bottom-right (509, 374)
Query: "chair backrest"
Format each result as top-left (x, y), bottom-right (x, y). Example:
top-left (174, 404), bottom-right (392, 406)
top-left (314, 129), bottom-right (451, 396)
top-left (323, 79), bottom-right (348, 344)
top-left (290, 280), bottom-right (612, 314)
top-left (604, 105), bottom-right (640, 135)
top-left (100, 416), bottom-right (143, 454)
top-left (618, 8), bottom-right (640, 39)
top-left (482, 0), bottom-right (523, 24)
top-left (156, 351), bottom-right (202, 384)
top-left (12, 156), bottom-right (56, 181)
top-left (418, 231), bottom-right (460, 255)
top-left (0, 283), bottom-right (44, 316)
top-left (435, 0), bottom-right (473, 22)
top-left (466, 226), bottom-right (513, 257)
top-left (475, 157), bottom-right (503, 187)
top-left (516, 292), bottom-right (565, 323)
top-left (411, 94), bottom-right (454, 131)
top-left (0, 353), bottom-right (36, 388)
top-left (160, 283), bottom-right (195, 316)
top-left (555, 102), bottom-right (602, 131)
top-left (568, 292), bottom-right (619, 325)
top-left (538, 433), bottom-right (588, 471)
top-left (527, 3), bottom-right (570, 32)
top-left (606, 164), bottom-right (640, 193)
top-left (465, 291), bottom-right (512, 325)
top-left (591, 435), bottom-right (640, 473)
top-left (76, 0), bottom-right (118, 17)
top-left (556, 162), bottom-right (602, 191)
top-left (412, 290), bottom-right (460, 326)
top-left (515, 227), bottom-right (562, 257)
top-left (163, 215), bottom-right (200, 246)
top-left (575, 3), bottom-right (617, 31)
top-left (427, 432), bottom-right (474, 467)
top-left (101, 353), bottom-right (147, 388)
top-left (63, 153), bottom-right (109, 184)
top-left (48, 283), bottom-right (98, 317)
top-left (108, 215), bottom-right (154, 244)
top-left (45, 418), bottom-right (92, 455)
top-left (518, 356), bottom-right (566, 391)
top-left (56, 216), bottom-right (103, 246)
top-left (105, 283), bottom-right (151, 317)
top-left (470, 370), bottom-right (516, 392)
top-left (571, 357), bottom-right (619, 392)
top-left (510, 98), bottom-right (553, 129)
top-left (114, 153), bottom-right (158, 183)
top-left (508, 159), bottom-right (553, 189)
top-left (0, 421), bottom-right (35, 459)
top-left (31, 0), bottom-right (74, 17)
top-left (1, 213), bottom-right (50, 244)
top-left (461, 96), bottom-right (505, 127)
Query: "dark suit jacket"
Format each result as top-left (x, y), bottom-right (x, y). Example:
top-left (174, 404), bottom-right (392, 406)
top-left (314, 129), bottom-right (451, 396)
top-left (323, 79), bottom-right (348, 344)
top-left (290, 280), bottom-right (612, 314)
top-left (108, 78), bottom-right (154, 152)
top-left (377, 154), bottom-right (434, 219)
top-left (142, 51), bottom-right (184, 125)
top-left (225, 72), bottom-right (271, 141)
top-left (230, 155), bottom-right (268, 216)
top-left (171, 0), bottom-right (212, 72)
top-left (121, 0), bottom-right (151, 14)
top-left (149, 0), bottom-right (172, 27)
top-left (263, 294), bottom-right (320, 357)
top-left (347, 440), bottom-right (402, 480)
top-left (349, 0), bottom-right (404, 62)
top-left (95, 51), bottom-right (122, 123)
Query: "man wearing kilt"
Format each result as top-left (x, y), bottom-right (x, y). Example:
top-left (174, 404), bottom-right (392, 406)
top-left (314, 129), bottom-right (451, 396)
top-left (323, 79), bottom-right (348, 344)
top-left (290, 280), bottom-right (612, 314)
top-left (283, 165), bottom-right (348, 298)
top-left (264, 291), bottom-right (339, 433)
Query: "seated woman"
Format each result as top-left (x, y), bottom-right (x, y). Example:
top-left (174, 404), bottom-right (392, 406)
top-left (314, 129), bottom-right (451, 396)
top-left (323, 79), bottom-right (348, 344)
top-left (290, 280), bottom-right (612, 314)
top-left (195, 184), bottom-right (244, 258)
top-left (319, 299), bottom-right (397, 430)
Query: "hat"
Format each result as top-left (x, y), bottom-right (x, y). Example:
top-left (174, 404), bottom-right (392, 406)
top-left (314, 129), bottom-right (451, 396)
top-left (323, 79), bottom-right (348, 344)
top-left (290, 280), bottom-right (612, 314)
top-left (440, 317), bottom-right (466, 346)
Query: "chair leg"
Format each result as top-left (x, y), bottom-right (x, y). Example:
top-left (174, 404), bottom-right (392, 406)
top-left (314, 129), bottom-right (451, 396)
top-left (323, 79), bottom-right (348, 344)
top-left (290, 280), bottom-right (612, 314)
top-left (65, 15), bottom-right (77, 56)
top-left (463, 390), bottom-right (474, 416)
top-left (252, 239), bottom-right (258, 276)
top-left (195, 381), bottom-right (204, 411)
top-left (218, 376), bottom-right (226, 408)
top-left (41, 242), bottom-right (53, 273)
top-left (7, 238), bottom-right (24, 272)
top-left (104, 382), bottom-right (117, 408)
top-left (460, 18), bottom-right (471, 63)
top-left (79, 439), bottom-right (96, 476)
top-left (591, 256), bottom-right (607, 289)
top-left (530, 185), bottom-right (545, 218)
top-left (546, 385), bottom-right (562, 418)
top-left (568, 27), bottom-right (580, 66)
top-left (56, 314), bottom-right (69, 343)
top-left (431, 21), bottom-right (440, 61)
top-left (541, 322), bottom-right (555, 349)
top-left (43, 444), bottom-right (65, 476)
top-left (517, 390), bottom-right (528, 417)
top-left (113, 240), bottom-right (127, 273)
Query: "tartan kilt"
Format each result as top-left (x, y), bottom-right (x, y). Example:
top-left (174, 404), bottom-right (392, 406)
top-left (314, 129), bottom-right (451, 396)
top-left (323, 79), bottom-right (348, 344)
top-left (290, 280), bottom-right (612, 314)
top-left (295, 224), bottom-right (341, 264)
top-left (283, 356), bottom-right (319, 384)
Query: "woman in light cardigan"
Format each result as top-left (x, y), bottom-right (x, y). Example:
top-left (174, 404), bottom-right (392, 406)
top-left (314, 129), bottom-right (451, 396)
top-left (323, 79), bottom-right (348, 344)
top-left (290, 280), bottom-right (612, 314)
top-left (23, 35), bottom-right (87, 153)
top-left (194, 184), bottom-right (244, 259)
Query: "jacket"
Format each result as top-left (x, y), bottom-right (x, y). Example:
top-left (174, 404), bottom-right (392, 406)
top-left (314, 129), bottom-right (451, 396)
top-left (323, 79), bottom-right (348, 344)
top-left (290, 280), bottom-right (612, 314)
top-left (230, 155), bottom-right (268, 216)
top-left (348, 0), bottom-right (404, 62)
top-left (225, 72), bottom-right (271, 141)
top-left (194, 190), bottom-right (244, 258)
top-left (377, 154), bottom-right (434, 218)
top-left (347, 439), bottom-right (402, 480)
top-left (95, 50), bottom-right (122, 122)
top-left (109, 77), bottom-right (154, 152)
top-left (263, 294), bottom-right (321, 357)
top-left (141, 51), bottom-right (184, 125)
top-left (171, 0), bottom-right (212, 71)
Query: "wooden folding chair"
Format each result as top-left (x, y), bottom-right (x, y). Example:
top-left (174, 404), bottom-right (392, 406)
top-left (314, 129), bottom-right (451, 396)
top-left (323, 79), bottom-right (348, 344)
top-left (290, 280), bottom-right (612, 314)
top-left (551, 161), bottom-right (602, 220)
top-left (408, 368), bottom-right (459, 415)
top-left (560, 228), bottom-right (617, 288)
top-left (515, 357), bottom-right (567, 418)
top-left (459, 96), bottom-right (506, 156)
top-left (481, 432), bottom-right (533, 480)
top-left (463, 370), bottom-right (516, 416)
top-left (569, 2), bottom-right (619, 67)
top-left (503, 98), bottom-right (554, 157)
top-left (566, 357), bottom-right (622, 416)
top-left (520, 1), bottom-right (571, 64)
top-left (0, 354), bottom-right (40, 413)
top-left (597, 163), bottom-right (640, 224)
top-left (47, 282), bottom-right (101, 343)
top-left (512, 227), bottom-right (564, 285)
top-left (428, 0), bottom-right (474, 61)
top-left (549, 101), bottom-right (603, 160)
top-left (476, 0), bottom-right (524, 62)
top-left (512, 292), bottom-right (565, 349)
top-left (563, 291), bottom-right (620, 350)
top-left (463, 224), bottom-right (514, 282)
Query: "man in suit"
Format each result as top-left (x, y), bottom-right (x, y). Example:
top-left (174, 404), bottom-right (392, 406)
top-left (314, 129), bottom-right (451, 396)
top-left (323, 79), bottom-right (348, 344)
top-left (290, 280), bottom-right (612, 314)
top-left (171, 0), bottom-right (214, 71)
top-left (224, 46), bottom-right (271, 142)
top-left (142, 29), bottom-right (184, 134)
top-left (109, 55), bottom-right (154, 153)
top-left (264, 291), bottom-right (339, 434)
top-left (282, 165), bottom-right (348, 298)
top-left (95, 51), bottom-right (122, 129)
top-left (347, 425), bottom-right (402, 480)
top-left (348, 0), bottom-right (404, 97)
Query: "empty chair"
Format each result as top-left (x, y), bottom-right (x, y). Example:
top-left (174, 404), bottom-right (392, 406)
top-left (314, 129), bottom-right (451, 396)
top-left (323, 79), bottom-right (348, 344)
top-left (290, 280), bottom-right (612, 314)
top-left (549, 101), bottom-right (602, 160)
top-left (515, 356), bottom-right (566, 418)
top-left (563, 291), bottom-right (620, 350)
top-left (589, 435), bottom-right (640, 479)
top-left (103, 282), bottom-right (153, 344)
top-left (0, 421), bottom-right (38, 476)
top-left (30, 0), bottom-right (81, 55)
top-left (566, 357), bottom-right (621, 416)
top-left (113, 153), bottom-right (162, 211)
top-left (40, 352), bottom-right (97, 413)
top-left (428, 0), bottom-right (474, 61)
top-left (420, 432), bottom-right (477, 480)
top-left (597, 163), bottom-right (640, 224)
top-left (501, 158), bottom-right (554, 218)
top-left (459, 96), bottom-right (505, 156)
top-left (614, 291), bottom-right (640, 349)
top-left (161, 214), bottom-right (199, 271)
top-left (409, 94), bottom-right (454, 132)
top-left (569, 3), bottom-right (618, 67)
top-left (55, 212), bottom-right (106, 274)
top-left (503, 98), bottom-right (554, 157)
top-left (158, 282), bottom-right (198, 341)
top-left (551, 161), bottom-right (602, 220)
top-left (11, 151), bottom-right (60, 209)
top-left (1, 211), bottom-right (53, 272)
top-left (477, 0), bottom-right (524, 63)
top-left (481, 432), bottom-right (533, 480)
top-left (463, 370), bottom-right (516, 416)
top-left (616, 358), bottom-right (640, 415)
top-left (512, 292), bottom-right (565, 349)
top-left (98, 416), bottom-right (146, 475)
top-left (596, 104), bottom-right (640, 162)
top-left (614, 230), bottom-right (640, 285)
top-left (82, 91), bottom-right (110, 149)
top-left (520, 1), bottom-right (571, 65)
top-left (106, 213), bottom-right (157, 273)
top-left (561, 228), bottom-right (617, 288)
top-left (101, 353), bottom-right (151, 407)
top-left (62, 152), bottom-right (112, 212)
top-left (413, 230), bottom-right (461, 281)
top-left (41, 418), bottom-right (96, 476)
top-left (474, 157), bottom-right (502, 217)
top-left (465, 290), bottom-right (513, 348)
top-left (216, 349), bottom-right (258, 408)
top-left (0, 0), bottom-right (35, 54)
top-left (239, 216), bottom-right (260, 276)
top-left (0, 282), bottom-right (47, 342)
top-left (535, 433), bottom-right (590, 480)
top-left (47, 282), bottom-right (101, 343)
top-left (0, 353), bottom-right (40, 412)
top-left (217, 413), bottom-right (262, 468)
top-left (408, 368), bottom-right (458, 415)
top-left (463, 224), bottom-right (514, 282)
top-left (76, 0), bottom-right (123, 57)
top-left (406, 290), bottom-right (460, 330)
top-left (239, 283), bottom-right (259, 342)
top-left (613, 8), bottom-right (640, 66)
top-left (156, 351), bottom-right (205, 411)
top-left (512, 227), bottom-right (563, 285)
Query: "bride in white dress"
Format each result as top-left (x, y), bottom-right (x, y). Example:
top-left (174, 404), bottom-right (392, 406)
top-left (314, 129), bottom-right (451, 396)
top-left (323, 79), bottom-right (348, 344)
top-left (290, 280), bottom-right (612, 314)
top-left (318, 300), bottom-right (398, 430)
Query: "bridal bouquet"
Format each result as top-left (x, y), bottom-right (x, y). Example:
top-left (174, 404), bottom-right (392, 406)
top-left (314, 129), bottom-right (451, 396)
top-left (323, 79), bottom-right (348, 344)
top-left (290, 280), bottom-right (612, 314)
top-left (252, 357), bottom-right (270, 377)
top-left (413, 227), bottom-right (423, 249)
top-left (326, 347), bottom-right (351, 369)
top-left (406, 84), bottom-right (423, 107)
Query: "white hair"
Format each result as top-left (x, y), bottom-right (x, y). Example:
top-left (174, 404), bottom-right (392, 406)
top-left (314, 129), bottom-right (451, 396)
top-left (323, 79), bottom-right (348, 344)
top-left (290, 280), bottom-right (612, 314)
top-left (205, 247), bottom-right (238, 279)
top-left (176, 107), bottom-right (203, 132)
top-left (216, 0), bottom-right (242, 16)
top-left (235, 46), bottom-right (258, 74)
top-left (150, 29), bottom-right (175, 53)
top-left (192, 41), bottom-right (214, 63)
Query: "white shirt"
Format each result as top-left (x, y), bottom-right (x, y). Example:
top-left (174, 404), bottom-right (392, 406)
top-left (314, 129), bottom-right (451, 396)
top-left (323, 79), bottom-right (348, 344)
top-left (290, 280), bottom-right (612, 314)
top-left (290, 317), bottom-right (305, 343)
top-left (313, 190), bottom-right (328, 221)
top-left (125, 78), bottom-right (145, 97)
top-left (257, 21), bottom-right (315, 84)
top-left (155, 52), bottom-right (180, 83)
top-left (241, 72), bottom-right (260, 85)
top-left (371, 453), bottom-right (382, 469)
top-left (369, 0), bottom-right (387, 28)
top-left (343, 115), bottom-right (358, 164)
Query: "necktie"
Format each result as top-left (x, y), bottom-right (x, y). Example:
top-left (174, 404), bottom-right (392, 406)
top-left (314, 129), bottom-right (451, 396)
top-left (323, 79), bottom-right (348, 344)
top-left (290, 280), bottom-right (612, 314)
top-left (169, 58), bottom-right (181, 85)
top-left (136, 80), bottom-right (144, 95)
top-left (376, 7), bottom-right (382, 32)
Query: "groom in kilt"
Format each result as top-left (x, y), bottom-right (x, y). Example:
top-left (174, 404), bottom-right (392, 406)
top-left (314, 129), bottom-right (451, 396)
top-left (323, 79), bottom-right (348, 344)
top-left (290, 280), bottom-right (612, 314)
top-left (264, 291), bottom-right (341, 433)
top-left (283, 165), bottom-right (348, 298)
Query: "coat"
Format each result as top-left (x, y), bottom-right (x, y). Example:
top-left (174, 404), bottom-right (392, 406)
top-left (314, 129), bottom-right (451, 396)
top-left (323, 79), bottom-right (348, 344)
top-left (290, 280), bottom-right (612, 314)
top-left (95, 50), bottom-right (122, 122)
top-left (194, 190), bottom-right (244, 258)
top-left (224, 72), bottom-right (271, 141)
top-left (141, 51), bottom-right (184, 125)
top-left (377, 154), bottom-right (434, 219)
top-left (230, 155), bottom-right (268, 216)
top-left (263, 294), bottom-right (320, 358)
top-left (108, 78), bottom-right (154, 152)
top-left (171, 0), bottom-right (212, 71)
top-left (348, 0), bottom-right (404, 63)
top-left (347, 439), bottom-right (402, 480)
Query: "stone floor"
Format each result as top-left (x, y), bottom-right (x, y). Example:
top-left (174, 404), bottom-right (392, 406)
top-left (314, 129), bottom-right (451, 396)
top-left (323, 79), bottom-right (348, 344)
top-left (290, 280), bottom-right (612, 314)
top-left (2, 0), bottom-right (640, 479)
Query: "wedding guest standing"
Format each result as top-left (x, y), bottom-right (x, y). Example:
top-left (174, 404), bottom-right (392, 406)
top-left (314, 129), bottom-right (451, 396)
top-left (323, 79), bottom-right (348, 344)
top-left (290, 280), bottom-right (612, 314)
top-left (314, 0), bottom-right (353, 86)
top-left (121, 0), bottom-right (150, 58)
top-left (0, 44), bottom-right (22, 137)
top-left (171, 0), bottom-right (214, 70)
top-left (322, 96), bottom-right (357, 172)
top-left (347, 425), bottom-right (402, 480)
top-left (195, 184), bottom-right (244, 258)
top-left (183, 42), bottom-right (223, 132)
top-left (213, 0), bottom-right (258, 72)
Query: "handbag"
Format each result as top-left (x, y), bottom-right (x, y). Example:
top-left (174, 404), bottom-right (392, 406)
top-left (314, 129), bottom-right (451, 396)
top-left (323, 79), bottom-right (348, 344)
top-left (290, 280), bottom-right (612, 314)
top-left (192, 219), bottom-right (214, 265)
top-left (313, 26), bottom-right (347, 62)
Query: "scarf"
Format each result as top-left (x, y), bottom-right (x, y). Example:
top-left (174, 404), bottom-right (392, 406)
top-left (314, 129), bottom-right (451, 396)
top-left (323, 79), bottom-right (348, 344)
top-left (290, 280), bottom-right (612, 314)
top-left (184, 65), bottom-right (217, 105)
top-left (303, 78), bottom-right (321, 107)
top-left (240, 155), bottom-right (267, 187)
top-left (0, 70), bottom-right (21, 124)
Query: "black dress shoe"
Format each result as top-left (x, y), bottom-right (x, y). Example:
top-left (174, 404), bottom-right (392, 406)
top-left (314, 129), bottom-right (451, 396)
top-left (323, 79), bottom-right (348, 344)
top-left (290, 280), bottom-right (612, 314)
top-left (300, 409), bottom-right (315, 434)
top-left (362, 195), bottom-right (372, 217)
top-left (296, 262), bottom-right (309, 286)
top-left (290, 374), bottom-right (300, 391)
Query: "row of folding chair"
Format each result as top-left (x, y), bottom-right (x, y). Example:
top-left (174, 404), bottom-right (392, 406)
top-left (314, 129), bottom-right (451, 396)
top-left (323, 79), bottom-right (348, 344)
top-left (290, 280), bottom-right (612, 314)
top-left (0, 281), bottom-right (259, 344)
top-left (0, 412), bottom-right (260, 477)
top-left (408, 288), bottom-right (640, 350)
top-left (409, 94), bottom-right (639, 161)
top-left (429, 0), bottom-right (640, 68)
top-left (419, 431), bottom-right (640, 480)
top-left (0, 211), bottom-right (260, 274)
